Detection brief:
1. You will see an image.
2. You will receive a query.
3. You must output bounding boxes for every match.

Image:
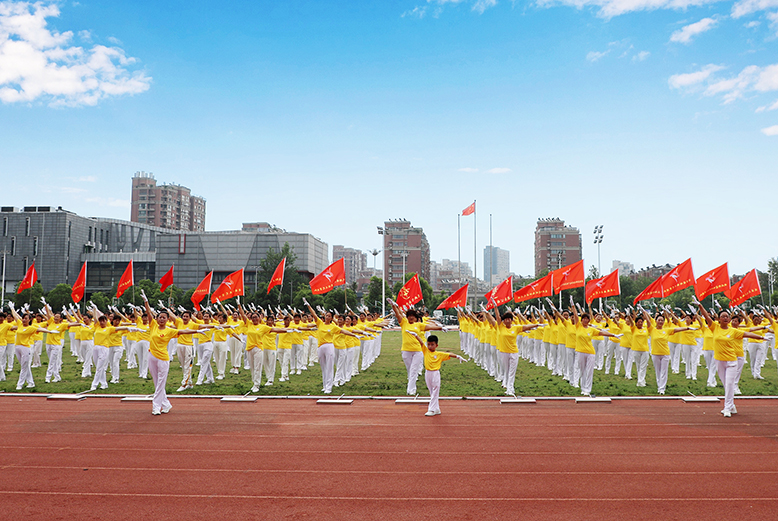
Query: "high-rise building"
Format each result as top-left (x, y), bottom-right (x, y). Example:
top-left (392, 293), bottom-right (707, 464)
top-left (131, 171), bottom-right (206, 231)
top-left (612, 260), bottom-right (635, 277)
top-left (381, 219), bottom-right (430, 287)
top-left (483, 246), bottom-right (510, 283)
top-left (534, 218), bottom-right (582, 276)
top-left (332, 245), bottom-right (367, 285)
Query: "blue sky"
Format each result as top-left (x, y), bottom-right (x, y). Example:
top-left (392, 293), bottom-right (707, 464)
top-left (1, 0), bottom-right (776, 281)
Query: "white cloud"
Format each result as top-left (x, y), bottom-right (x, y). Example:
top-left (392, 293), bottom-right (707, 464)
top-left (731, 0), bottom-right (778, 18)
top-left (756, 99), bottom-right (778, 111)
top-left (472, 0), bottom-right (498, 13)
top-left (768, 11), bottom-right (778, 35)
top-left (78, 29), bottom-right (90, 41)
top-left (670, 17), bottom-right (718, 43)
top-left (85, 196), bottom-right (130, 208)
top-left (535, 0), bottom-right (724, 19)
top-left (668, 64), bottom-right (725, 89)
top-left (0, 1), bottom-right (151, 107)
top-left (487, 167), bottom-right (512, 173)
top-left (401, 5), bottom-right (427, 17)
top-left (458, 167), bottom-right (479, 172)
top-left (745, 20), bottom-right (761, 27)
top-left (761, 125), bottom-right (778, 135)
top-left (586, 50), bottom-right (610, 62)
top-left (633, 50), bottom-right (650, 61)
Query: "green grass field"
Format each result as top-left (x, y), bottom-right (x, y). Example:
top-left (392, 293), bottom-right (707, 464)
top-left (2, 331), bottom-right (778, 397)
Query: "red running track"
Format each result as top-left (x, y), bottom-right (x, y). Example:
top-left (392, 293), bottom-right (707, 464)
top-left (2, 396), bottom-right (778, 520)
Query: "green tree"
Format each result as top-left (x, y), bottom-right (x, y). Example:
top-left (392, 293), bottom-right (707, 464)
top-left (13, 282), bottom-right (44, 309)
top-left (90, 292), bottom-right (112, 311)
top-left (46, 283), bottom-right (74, 312)
top-left (364, 276), bottom-right (392, 314)
top-left (257, 243), bottom-right (308, 308)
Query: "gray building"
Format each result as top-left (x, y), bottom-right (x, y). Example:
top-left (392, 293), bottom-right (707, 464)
top-left (0, 206), bottom-right (328, 300)
top-left (483, 246), bottom-right (510, 284)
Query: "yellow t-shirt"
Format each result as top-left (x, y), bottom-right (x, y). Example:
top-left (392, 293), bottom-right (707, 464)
top-left (711, 322), bottom-right (746, 362)
top-left (421, 342), bottom-right (452, 371)
top-left (149, 321), bottom-right (178, 361)
top-left (46, 320), bottom-right (69, 345)
top-left (314, 318), bottom-right (342, 345)
top-left (648, 325), bottom-right (671, 356)
top-left (497, 322), bottom-right (521, 354)
top-left (575, 323), bottom-right (597, 354)
top-left (245, 322), bottom-right (271, 350)
top-left (630, 325), bottom-right (650, 352)
top-left (400, 318), bottom-right (426, 352)
top-left (14, 324), bottom-right (39, 347)
top-left (0, 322), bottom-right (10, 346)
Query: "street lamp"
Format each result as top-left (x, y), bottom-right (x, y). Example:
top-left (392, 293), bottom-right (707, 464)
top-left (377, 227), bottom-right (385, 317)
top-left (593, 225), bottom-right (603, 278)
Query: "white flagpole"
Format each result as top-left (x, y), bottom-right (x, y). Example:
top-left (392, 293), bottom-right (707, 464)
top-left (473, 200), bottom-right (477, 309)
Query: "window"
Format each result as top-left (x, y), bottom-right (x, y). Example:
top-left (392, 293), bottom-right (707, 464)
top-left (25, 217), bottom-right (30, 236)
top-left (88, 227), bottom-right (92, 242)
top-left (33, 237), bottom-right (38, 256)
top-left (2, 217), bottom-right (6, 237)
top-left (100, 229), bottom-right (104, 244)
top-left (68, 221), bottom-right (72, 238)
top-left (10, 236), bottom-right (15, 256)
top-left (23, 256), bottom-right (28, 273)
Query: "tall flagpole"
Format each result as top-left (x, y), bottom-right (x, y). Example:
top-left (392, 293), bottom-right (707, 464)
top-left (457, 213), bottom-right (461, 288)
top-left (473, 200), bottom-right (477, 308)
top-left (489, 213), bottom-right (493, 289)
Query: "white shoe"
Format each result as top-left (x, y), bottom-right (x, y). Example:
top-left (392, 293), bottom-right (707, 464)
top-left (434, 410), bottom-right (441, 415)
top-left (100, 385), bottom-right (108, 390)
top-left (425, 411), bottom-right (436, 416)
top-left (251, 386), bottom-right (259, 392)
top-left (161, 405), bottom-right (172, 414)
top-left (731, 404), bottom-right (737, 414)
top-left (152, 409), bottom-right (161, 416)
top-left (195, 381), bottom-right (203, 386)
top-left (296, 370), bottom-right (302, 375)
top-left (16, 385), bottom-right (22, 391)
top-left (176, 386), bottom-right (187, 392)
top-left (45, 378), bottom-right (50, 383)
top-left (735, 388), bottom-right (742, 395)
top-left (722, 410), bottom-right (731, 418)
top-left (264, 381), bottom-right (273, 386)
top-left (90, 385), bottom-right (97, 391)
top-left (110, 379), bottom-right (119, 384)
top-left (216, 375), bottom-right (224, 380)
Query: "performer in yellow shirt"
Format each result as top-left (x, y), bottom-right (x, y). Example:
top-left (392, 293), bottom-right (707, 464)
top-left (484, 303), bottom-right (542, 396)
top-left (304, 300), bottom-right (359, 394)
top-left (8, 303), bottom-right (58, 391)
top-left (408, 332), bottom-right (464, 416)
top-left (388, 298), bottom-right (444, 396)
top-left (0, 312), bottom-right (12, 382)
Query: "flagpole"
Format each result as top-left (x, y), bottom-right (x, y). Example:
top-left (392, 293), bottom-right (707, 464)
top-left (489, 213), bottom-right (492, 290)
top-left (457, 214), bottom-right (461, 288)
top-left (473, 200), bottom-right (477, 308)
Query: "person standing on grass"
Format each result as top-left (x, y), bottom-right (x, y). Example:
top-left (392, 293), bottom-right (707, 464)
top-left (388, 298), bottom-right (445, 396)
top-left (408, 332), bottom-right (465, 416)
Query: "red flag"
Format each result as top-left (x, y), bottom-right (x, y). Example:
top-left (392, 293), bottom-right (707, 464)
top-left (396, 273), bottom-right (423, 309)
top-left (728, 269), bottom-right (761, 307)
top-left (267, 258), bottom-right (286, 294)
top-left (462, 202), bottom-right (475, 216)
top-left (585, 270), bottom-right (621, 304)
top-left (486, 276), bottom-right (513, 309)
top-left (514, 272), bottom-right (554, 303)
top-left (17, 262), bottom-right (37, 294)
top-left (158, 265), bottom-right (175, 293)
top-left (191, 271), bottom-right (213, 311)
top-left (310, 258), bottom-right (346, 295)
top-left (72, 262), bottom-right (87, 304)
top-left (210, 269), bottom-right (244, 303)
top-left (436, 284), bottom-right (469, 310)
top-left (696, 263), bottom-right (729, 300)
top-left (660, 258), bottom-right (695, 297)
top-left (633, 274), bottom-right (664, 304)
top-left (116, 260), bottom-right (134, 298)
top-left (552, 260), bottom-right (585, 294)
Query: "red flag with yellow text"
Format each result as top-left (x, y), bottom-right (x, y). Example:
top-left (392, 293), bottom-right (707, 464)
top-left (486, 276), bottom-right (513, 309)
top-left (514, 272), bottom-right (553, 303)
top-left (191, 271), bottom-right (213, 311)
top-left (695, 263), bottom-right (729, 300)
top-left (210, 269), bottom-right (244, 303)
top-left (18, 262), bottom-right (37, 294)
top-left (71, 262), bottom-right (87, 304)
top-left (310, 259), bottom-right (346, 295)
top-left (728, 269), bottom-right (761, 307)
top-left (158, 265), bottom-right (174, 293)
top-left (267, 258), bottom-right (286, 294)
top-left (633, 275), bottom-right (664, 304)
top-left (552, 260), bottom-right (585, 294)
top-left (660, 259), bottom-right (694, 297)
top-left (585, 270), bottom-right (621, 304)
top-left (116, 260), bottom-right (134, 298)
top-left (397, 273), bottom-right (423, 309)
top-left (436, 284), bottom-right (469, 310)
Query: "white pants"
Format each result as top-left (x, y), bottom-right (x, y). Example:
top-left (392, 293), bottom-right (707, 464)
top-left (603, 340), bottom-right (618, 374)
top-left (229, 336), bottom-right (243, 369)
top-left (351, 342), bottom-right (361, 375)
top-left (425, 369), bottom-right (441, 414)
top-left (136, 340), bottom-right (150, 378)
top-left (45, 342), bottom-right (63, 381)
top-left (6, 343), bottom-right (14, 371)
top-left (565, 347), bottom-right (576, 384)
top-left (334, 348), bottom-right (350, 385)
top-left (247, 348), bottom-right (264, 388)
top-left (81, 340), bottom-right (94, 377)
top-left (308, 337), bottom-right (319, 364)
top-left (703, 350), bottom-right (717, 387)
top-left (748, 342), bottom-right (766, 378)
top-left (177, 344), bottom-right (194, 386)
top-left (555, 343), bottom-right (566, 376)
top-left (0, 344), bottom-right (6, 381)
top-left (669, 342), bottom-right (681, 374)
top-left (716, 359), bottom-right (738, 414)
top-left (291, 344), bottom-right (305, 373)
top-left (32, 339), bottom-right (42, 367)
top-left (502, 351), bottom-right (519, 395)
top-left (263, 348), bottom-right (277, 384)
top-left (213, 341), bottom-right (228, 377)
top-left (633, 351), bottom-right (649, 387)
top-left (402, 351), bottom-right (424, 395)
top-left (148, 355), bottom-right (171, 414)
top-left (578, 352), bottom-right (595, 395)
top-left (127, 339), bottom-right (142, 369)
top-left (72, 336), bottom-right (82, 363)
top-left (109, 345), bottom-right (123, 383)
top-left (593, 339), bottom-right (604, 370)
top-left (278, 348), bottom-right (292, 379)
top-left (15, 345), bottom-right (33, 388)
top-left (652, 354), bottom-right (670, 393)
top-left (196, 341), bottom-right (214, 384)
top-left (91, 344), bottom-right (109, 390)
top-left (318, 343), bottom-right (335, 393)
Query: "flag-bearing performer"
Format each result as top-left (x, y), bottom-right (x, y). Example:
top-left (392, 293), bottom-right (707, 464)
top-left (303, 298), bottom-right (360, 394)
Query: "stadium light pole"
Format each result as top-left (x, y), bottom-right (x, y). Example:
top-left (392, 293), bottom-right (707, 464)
top-left (593, 225), bottom-right (604, 277)
top-left (377, 227), bottom-right (385, 317)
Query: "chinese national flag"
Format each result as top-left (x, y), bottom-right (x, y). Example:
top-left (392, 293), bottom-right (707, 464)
top-left (116, 260), bottom-right (134, 298)
top-left (17, 262), bottom-right (37, 293)
top-left (660, 258), bottom-right (695, 297)
top-left (552, 260), bottom-right (585, 294)
top-left (158, 265), bottom-right (174, 293)
top-left (436, 283), bottom-right (469, 310)
top-left (71, 262), bottom-right (87, 304)
top-left (310, 258), bottom-right (345, 295)
top-left (633, 274), bottom-right (664, 304)
top-left (514, 272), bottom-right (554, 303)
top-left (397, 273), bottom-right (423, 309)
top-left (210, 269), bottom-right (244, 303)
top-left (695, 263), bottom-right (729, 300)
top-left (191, 271), bottom-right (213, 311)
top-left (486, 276), bottom-right (513, 309)
top-left (728, 269), bottom-right (761, 307)
top-left (267, 258), bottom-right (286, 294)
top-left (462, 202), bottom-right (475, 216)
top-left (585, 270), bottom-right (621, 304)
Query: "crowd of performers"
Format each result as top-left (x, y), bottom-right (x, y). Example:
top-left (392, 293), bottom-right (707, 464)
top-left (457, 296), bottom-right (776, 417)
top-left (0, 292), bottom-right (388, 415)
top-left (2, 290), bottom-right (777, 419)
